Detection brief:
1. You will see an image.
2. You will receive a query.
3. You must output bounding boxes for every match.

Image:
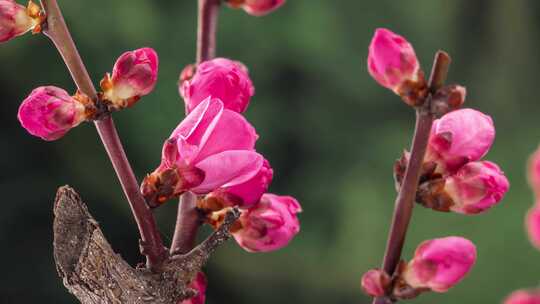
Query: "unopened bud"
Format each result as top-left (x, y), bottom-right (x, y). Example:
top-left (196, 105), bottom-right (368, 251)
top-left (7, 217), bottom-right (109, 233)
top-left (226, 0), bottom-right (285, 16)
top-left (101, 47), bottom-right (158, 110)
top-left (368, 28), bottom-right (427, 106)
top-left (17, 86), bottom-right (88, 141)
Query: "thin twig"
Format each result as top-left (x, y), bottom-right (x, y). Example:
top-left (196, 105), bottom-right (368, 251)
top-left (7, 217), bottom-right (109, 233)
top-left (373, 51), bottom-right (451, 304)
top-left (170, 192), bottom-right (202, 254)
top-left (196, 0), bottom-right (220, 63)
top-left (40, 0), bottom-right (166, 270)
top-left (171, 0), bottom-right (222, 256)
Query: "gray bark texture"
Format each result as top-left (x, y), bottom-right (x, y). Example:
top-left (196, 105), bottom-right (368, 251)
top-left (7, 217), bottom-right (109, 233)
top-left (53, 186), bottom-right (238, 304)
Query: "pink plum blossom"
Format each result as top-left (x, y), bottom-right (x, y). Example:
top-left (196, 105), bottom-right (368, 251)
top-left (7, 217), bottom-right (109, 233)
top-left (402, 236), bottom-right (476, 293)
top-left (0, 0), bottom-right (40, 43)
top-left (226, 0), bottom-right (285, 16)
top-left (504, 290), bottom-right (540, 304)
top-left (444, 161), bottom-right (509, 215)
top-left (526, 205), bottom-right (540, 250)
top-left (528, 146), bottom-right (540, 196)
top-left (232, 193), bottom-right (301, 252)
top-left (206, 158), bottom-right (273, 209)
top-left (101, 47), bottom-right (158, 108)
top-left (180, 58), bottom-right (254, 114)
top-left (141, 97), bottom-right (263, 207)
top-left (17, 86), bottom-right (86, 141)
top-left (361, 269), bottom-right (389, 298)
top-left (182, 272), bottom-right (207, 304)
top-left (427, 108), bottom-right (495, 173)
top-left (368, 28), bottom-right (424, 105)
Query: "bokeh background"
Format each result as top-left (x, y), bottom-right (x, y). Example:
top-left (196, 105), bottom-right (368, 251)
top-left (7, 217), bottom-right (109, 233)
top-left (1, 0), bottom-right (539, 303)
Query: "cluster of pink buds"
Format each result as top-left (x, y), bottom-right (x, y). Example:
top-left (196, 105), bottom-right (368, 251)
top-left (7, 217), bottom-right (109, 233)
top-left (363, 28), bottom-right (508, 302)
top-left (413, 108), bottom-right (509, 215)
top-left (225, 0), bottom-right (285, 16)
top-left (142, 57), bottom-right (301, 252)
top-left (362, 237), bottom-right (476, 299)
top-left (17, 48), bottom-right (159, 141)
top-left (0, 0), bottom-right (44, 43)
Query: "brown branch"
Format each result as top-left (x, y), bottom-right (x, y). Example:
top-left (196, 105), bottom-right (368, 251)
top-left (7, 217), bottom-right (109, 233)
top-left (373, 51), bottom-right (451, 304)
top-left (196, 0), bottom-right (220, 63)
top-left (54, 186), bottom-right (238, 304)
top-left (40, 0), bottom-right (166, 270)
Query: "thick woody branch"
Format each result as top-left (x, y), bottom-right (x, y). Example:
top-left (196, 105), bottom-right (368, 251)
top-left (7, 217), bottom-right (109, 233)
top-left (197, 0), bottom-right (220, 63)
top-left (54, 186), bottom-right (238, 304)
top-left (373, 51), bottom-right (451, 304)
top-left (40, 0), bottom-right (166, 269)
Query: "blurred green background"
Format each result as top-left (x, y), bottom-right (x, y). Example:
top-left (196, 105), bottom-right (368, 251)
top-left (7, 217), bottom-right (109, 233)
top-left (1, 0), bottom-right (539, 303)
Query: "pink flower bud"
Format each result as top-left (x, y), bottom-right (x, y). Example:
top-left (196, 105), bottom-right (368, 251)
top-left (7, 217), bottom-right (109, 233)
top-left (526, 205), bottom-right (540, 250)
top-left (180, 58), bottom-right (254, 114)
top-left (101, 47), bottom-right (158, 109)
top-left (361, 269), bottom-right (390, 297)
top-left (0, 0), bottom-right (42, 43)
top-left (427, 108), bottom-right (495, 173)
top-left (528, 147), bottom-right (540, 195)
top-left (444, 161), bottom-right (509, 214)
top-left (368, 28), bottom-right (426, 106)
top-left (402, 236), bottom-right (476, 293)
top-left (17, 86), bottom-right (87, 141)
top-left (182, 272), bottom-right (207, 304)
top-left (206, 158), bottom-right (273, 209)
top-left (232, 193), bottom-right (301, 252)
top-left (141, 97), bottom-right (262, 207)
top-left (226, 0), bottom-right (285, 16)
top-left (504, 290), bottom-right (540, 304)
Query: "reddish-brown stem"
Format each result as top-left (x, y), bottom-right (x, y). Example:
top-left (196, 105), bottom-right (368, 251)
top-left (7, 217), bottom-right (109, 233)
top-left (40, 0), bottom-right (166, 270)
top-left (170, 192), bottom-right (202, 254)
top-left (171, 0), bottom-right (221, 256)
top-left (373, 51), bottom-right (450, 304)
top-left (197, 0), bottom-right (220, 63)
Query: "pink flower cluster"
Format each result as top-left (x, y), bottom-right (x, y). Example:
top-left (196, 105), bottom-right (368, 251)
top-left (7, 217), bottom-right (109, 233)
top-left (420, 108), bottom-right (509, 215)
top-left (225, 0), bottom-right (285, 16)
top-left (362, 237), bottom-right (476, 298)
top-left (142, 57), bottom-right (301, 254)
top-left (17, 48), bottom-right (159, 141)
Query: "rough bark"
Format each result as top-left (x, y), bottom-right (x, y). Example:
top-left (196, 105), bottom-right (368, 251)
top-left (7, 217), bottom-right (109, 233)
top-left (53, 186), bottom-right (239, 304)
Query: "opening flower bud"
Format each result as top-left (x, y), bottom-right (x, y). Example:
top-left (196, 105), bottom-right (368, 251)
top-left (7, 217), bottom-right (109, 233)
top-left (0, 0), bottom-right (44, 43)
top-left (504, 289), bottom-right (540, 304)
top-left (101, 47), bottom-right (158, 109)
top-left (444, 161), bottom-right (509, 214)
top-left (426, 108), bottom-right (495, 173)
top-left (226, 0), bottom-right (285, 16)
top-left (141, 98), bottom-right (263, 207)
top-left (180, 58), bottom-right (254, 114)
top-left (182, 272), bottom-right (207, 304)
top-left (361, 269), bottom-right (390, 297)
top-left (17, 86), bottom-right (87, 141)
top-left (368, 28), bottom-right (426, 106)
top-left (401, 236), bottom-right (476, 293)
top-left (232, 193), bottom-right (301, 252)
top-left (205, 158), bottom-right (273, 209)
